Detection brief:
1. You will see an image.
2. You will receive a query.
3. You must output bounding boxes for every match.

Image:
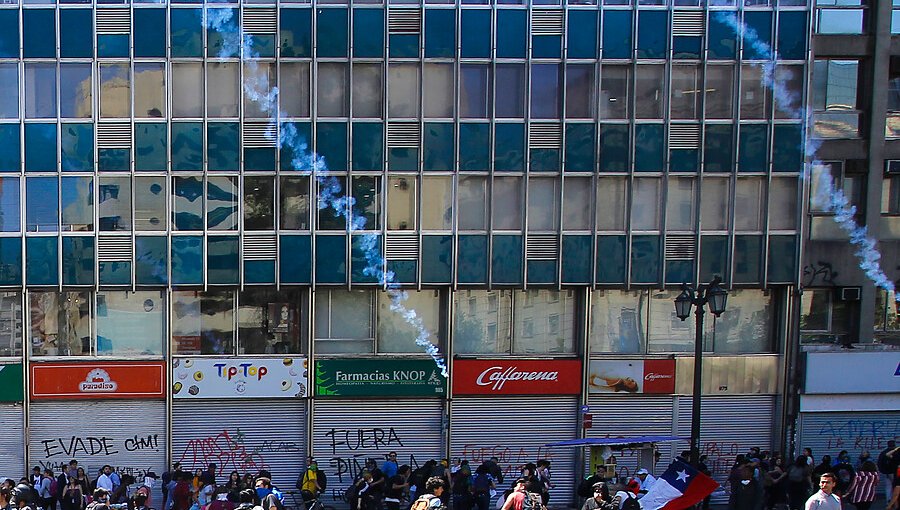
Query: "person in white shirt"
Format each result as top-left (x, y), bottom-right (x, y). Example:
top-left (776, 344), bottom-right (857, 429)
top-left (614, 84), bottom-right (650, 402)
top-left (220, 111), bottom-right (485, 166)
top-left (635, 469), bottom-right (656, 497)
top-left (805, 473), bottom-right (841, 510)
top-left (96, 466), bottom-right (114, 492)
top-left (613, 480), bottom-right (641, 509)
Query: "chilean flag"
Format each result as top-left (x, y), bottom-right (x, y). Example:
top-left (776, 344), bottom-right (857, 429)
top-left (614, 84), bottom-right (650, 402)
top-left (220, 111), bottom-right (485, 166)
top-left (639, 460), bottom-right (719, 510)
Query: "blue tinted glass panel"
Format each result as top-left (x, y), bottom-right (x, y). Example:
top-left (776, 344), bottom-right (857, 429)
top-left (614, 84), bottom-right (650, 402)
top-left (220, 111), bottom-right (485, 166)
top-left (637, 11), bottom-right (667, 59)
top-left (773, 124), bottom-right (803, 172)
top-left (561, 235), bottom-right (591, 283)
top-left (135, 123), bottom-right (168, 171)
top-left (208, 123), bottom-right (240, 171)
top-left (245, 148), bottom-right (276, 171)
top-left (600, 125), bottom-right (629, 172)
top-left (98, 34), bottom-right (129, 58)
top-left (26, 237), bottom-right (58, 286)
top-left (672, 36), bottom-right (701, 59)
top-left (98, 261), bottom-right (131, 285)
top-left (389, 35), bottom-right (418, 58)
top-left (597, 236), bottom-right (626, 283)
top-left (457, 234), bottom-right (487, 284)
top-left (423, 123), bottom-right (454, 171)
top-left (461, 10), bottom-right (491, 58)
top-left (634, 124), bottom-right (664, 172)
top-left (665, 260), bottom-right (693, 284)
top-left (388, 148), bottom-right (417, 172)
top-left (99, 149), bottom-right (130, 172)
top-left (279, 235), bottom-right (311, 284)
top-left (62, 236), bottom-right (94, 285)
top-left (532, 36), bottom-right (561, 59)
top-left (173, 176), bottom-right (203, 230)
top-left (172, 123), bottom-right (203, 171)
top-left (567, 11), bottom-right (597, 59)
top-left (171, 9), bottom-right (203, 58)
top-left (208, 9), bottom-right (240, 58)
top-left (699, 235), bottom-right (727, 282)
top-left (670, 149), bottom-right (699, 173)
top-left (316, 122), bottom-right (348, 171)
top-left (630, 235), bottom-right (660, 284)
top-left (739, 124), bottom-right (767, 173)
top-left (422, 235), bottom-right (452, 283)
top-left (315, 235), bottom-right (346, 284)
top-left (208, 236), bottom-right (239, 284)
top-left (0, 238), bottom-right (22, 285)
top-left (459, 123), bottom-right (490, 171)
top-left (425, 9), bottom-right (455, 58)
top-left (244, 260), bottom-right (276, 284)
top-left (602, 11), bottom-right (632, 59)
top-left (61, 124), bottom-right (94, 172)
top-left (496, 10), bottom-right (527, 58)
top-left (351, 123), bottom-right (383, 171)
top-left (60, 9), bottom-right (93, 58)
top-left (353, 9), bottom-right (383, 58)
top-left (527, 261), bottom-right (555, 284)
top-left (135, 236), bottom-right (168, 285)
top-left (768, 235), bottom-right (796, 283)
top-left (317, 9), bottom-right (349, 58)
top-left (530, 149), bottom-right (560, 172)
top-left (280, 122), bottom-right (312, 172)
top-left (743, 12), bottom-right (772, 60)
top-left (708, 12), bottom-right (737, 60)
top-left (387, 260), bottom-right (416, 284)
top-left (733, 235), bottom-right (761, 283)
top-left (250, 35), bottom-right (275, 58)
top-left (281, 8), bottom-right (312, 58)
top-left (351, 234), bottom-right (380, 283)
top-left (565, 124), bottom-right (595, 172)
top-left (0, 11), bottom-right (18, 58)
top-left (777, 11), bottom-right (807, 60)
top-left (24, 10), bottom-right (56, 59)
top-left (0, 177), bottom-right (19, 232)
top-left (134, 9), bottom-right (166, 57)
top-left (25, 124), bottom-right (58, 172)
top-left (0, 125), bottom-right (20, 172)
top-left (61, 176), bottom-right (94, 231)
top-left (494, 123), bottom-right (525, 171)
top-left (704, 124), bottom-right (733, 173)
top-left (26, 177), bottom-right (58, 232)
top-left (492, 235), bottom-right (523, 284)
top-left (171, 236), bottom-right (203, 285)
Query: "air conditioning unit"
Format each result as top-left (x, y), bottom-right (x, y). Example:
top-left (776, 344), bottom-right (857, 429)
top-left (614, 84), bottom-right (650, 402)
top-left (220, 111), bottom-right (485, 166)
top-left (885, 160), bottom-right (900, 174)
top-left (840, 287), bottom-right (861, 301)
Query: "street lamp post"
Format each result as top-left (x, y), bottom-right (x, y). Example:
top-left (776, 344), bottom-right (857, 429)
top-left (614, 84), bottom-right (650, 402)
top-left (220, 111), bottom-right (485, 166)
top-left (674, 276), bottom-right (728, 466)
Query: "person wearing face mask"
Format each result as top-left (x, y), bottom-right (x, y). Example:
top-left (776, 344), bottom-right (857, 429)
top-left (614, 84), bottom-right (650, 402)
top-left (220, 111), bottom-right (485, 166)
top-left (253, 478), bottom-right (283, 510)
top-left (297, 459), bottom-right (327, 502)
top-left (728, 467), bottom-right (761, 510)
top-left (86, 489), bottom-right (111, 510)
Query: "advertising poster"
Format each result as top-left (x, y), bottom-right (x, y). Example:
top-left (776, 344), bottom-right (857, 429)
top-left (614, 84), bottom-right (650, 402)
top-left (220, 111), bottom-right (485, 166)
top-left (172, 357), bottom-right (308, 398)
top-left (588, 359), bottom-right (675, 394)
top-left (31, 362), bottom-right (166, 399)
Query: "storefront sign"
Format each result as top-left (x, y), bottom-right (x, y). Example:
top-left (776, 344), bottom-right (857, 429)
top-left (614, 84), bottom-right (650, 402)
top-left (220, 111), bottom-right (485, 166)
top-left (31, 362), bottom-right (165, 400)
top-left (0, 363), bottom-right (23, 402)
top-left (315, 359), bottom-right (446, 397)
top-left (805, 351), bottom-right (900, 394)
top-left (452, 359), bottom-right (582, 395)
top-left (588, 359), bottom-right (675, 394)
top-left (172, 357), bottom-right (308, 399)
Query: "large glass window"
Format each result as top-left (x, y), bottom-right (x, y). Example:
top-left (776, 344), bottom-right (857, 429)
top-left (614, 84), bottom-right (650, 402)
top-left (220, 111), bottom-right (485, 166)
top-left (631, 178), bottom-right (661, 230)
top-left (244, 176), bottom-right (275, 230)
top-left (700, 178), bottom-right (729, 231)
top-left (666, 177), bottom-right (695, 231)
top-left (528, 178), bottom-right (560, 231)
top-left (492, 177), bottom-right (523, 230)
top-left (352, 175), bottom-right (381, 230)
top-left (670, 65), bottom-right (700, 120)
top-left (495, 64), bottom-right (526, 118)
top-left (314, 289), bottom-right (374, 353)
top-left (25, 63), bottom-right (57, 119)
top-left (134, 63), bottom-right (165, 118)
top-left (531, 64), bottom-right (562, 119)
top-left (351, 63), bottom-right (382, 118)
top-left (740, 65), bottom-right (769, 119)
top-left (458, 175), bottom-right (487, 230)
top-left (566, 64), bottom-right (595, 119)
top-left (874, 289), bottom-right (899, 333)
top-left (812, 60), bottom-right (860, 138)
top-left (26, 177), bottom-right (59, 233)
top-left (134, 176), bottom-right (167, 231)
top-left (173, 176), bottom-right (204, 231)
top-left (172, 291), bottom-right (235, 355)
top-left (207, 63), bottom-right (240, 118)
top-left (280, 176), bottom-right (311, 230)
top-left (0, 64), bottom-right (18, 119)
top-left (735, 178), bottom-right (765, 231)
top-left (460, 65), bottom-right (490, 119)
top-left (172, 63), bottom-right (204, 118)
top-left (99, 64), bottom-right (131, 118)
top-left (421, 176), bottom-right (453, 230)
top-left (0, 177), bottom-right (20, 232)
top-left (635, 65), bottom-right (665, 119)
top-left (387, 176), bottom-right (416, 230)
top-left (424, 64), bottom-right (454, 118)
top-left (388, 64), bottom-right (420, 118)
top-left (207, 176), bottom-right (238, 231)
top-left (600, 66), bottom-right (630, 119)
top-left (96, 291), bottom-right (165, 356)
top-left (589, 290), bottom-right (647, 353)
top-left (377, 291), bottom-right (441, 353)
top-left (800, 288), bottom-right (851, 344)
top-left (706, 65), bottom-right (734, 119)
top-left (0, 293), bottom-right (22, 357)
top-left (30, 292), bottom-right (92, 356)
top-left (98, 177), bottom-right (131, 231)
top-left (238, 289), bottom-right (305, 354)
top-left (454, 290), bottom-right (576, 355)
top-left (563, 177), bottom-right (592, 230)
top-left (317, 62), bottom-right (349, 117)
top-left (60, 64), bottom-right (92, 118)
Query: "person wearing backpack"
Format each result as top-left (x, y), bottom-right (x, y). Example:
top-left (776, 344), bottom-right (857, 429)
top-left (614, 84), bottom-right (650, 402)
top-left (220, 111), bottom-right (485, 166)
top-left (499, 479), bottom-right (544, 510)
top-left (471, 465), bottom-right (494, 510)
top-left (410, 478), bottom-right (445, 510)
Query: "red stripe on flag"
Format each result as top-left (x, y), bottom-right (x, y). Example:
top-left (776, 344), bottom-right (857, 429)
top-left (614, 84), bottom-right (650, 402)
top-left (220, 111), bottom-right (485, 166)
top-left (659, 472), bottom-right (720, 510)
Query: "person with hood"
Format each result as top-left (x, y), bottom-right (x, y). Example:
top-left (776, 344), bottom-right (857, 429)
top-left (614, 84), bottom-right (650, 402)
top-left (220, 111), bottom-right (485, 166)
top-left (580, 482), bottom-right (617, 510)
top-left (729, 467), bottom-right (761, 510)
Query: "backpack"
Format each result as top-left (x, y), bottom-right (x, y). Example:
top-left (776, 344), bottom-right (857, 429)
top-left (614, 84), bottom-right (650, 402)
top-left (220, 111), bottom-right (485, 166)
top-left (521, 492), bottom-right (544, 510)
top-left (620, 494), bottom-right (640, 510)
top-left (49, 478), bottom-right (58, 498)
top-left (877, 451), bottom-right (895, 475)
top-left (472, 474), bottom-right (490, 496)
top-left (788, 466), bottom-right (805, 483)
top-left (410, 495), bottom-right (436, 510)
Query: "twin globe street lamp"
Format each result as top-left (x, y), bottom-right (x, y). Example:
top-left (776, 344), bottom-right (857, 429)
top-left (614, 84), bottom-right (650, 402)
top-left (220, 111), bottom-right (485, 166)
top-left (673, 276), bottom-right (728, 466)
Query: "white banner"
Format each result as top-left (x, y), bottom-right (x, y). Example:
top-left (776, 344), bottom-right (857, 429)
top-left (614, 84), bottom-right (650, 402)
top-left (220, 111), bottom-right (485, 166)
top-left (172, 357), bottom-right (308, 399)
top-left (805, 352), bottom-right (900, 394)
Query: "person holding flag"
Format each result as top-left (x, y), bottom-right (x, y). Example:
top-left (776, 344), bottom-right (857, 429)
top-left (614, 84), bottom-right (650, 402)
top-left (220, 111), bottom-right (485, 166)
top-left (638, 460), bottom-right (719, 510)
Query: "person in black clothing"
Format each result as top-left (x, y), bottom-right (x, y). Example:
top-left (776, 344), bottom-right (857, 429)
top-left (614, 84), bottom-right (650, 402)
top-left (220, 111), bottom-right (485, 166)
top-left (384, 466), bottom-right (410, 510)
top-left (812, 456), bottom-right (832, 483)
top-left (450, 465), bottom-right (472, 510)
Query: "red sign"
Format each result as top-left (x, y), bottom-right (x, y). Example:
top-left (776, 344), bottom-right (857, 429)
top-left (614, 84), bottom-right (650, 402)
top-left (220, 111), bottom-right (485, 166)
top-left (588, 359), bottom-right (675, 394)
top-left (31, 362), bottom-right (166, 400)
top-left (453, 359), bottom-right (582, 395)
top-left (642, 359), bottom-right (676, 394)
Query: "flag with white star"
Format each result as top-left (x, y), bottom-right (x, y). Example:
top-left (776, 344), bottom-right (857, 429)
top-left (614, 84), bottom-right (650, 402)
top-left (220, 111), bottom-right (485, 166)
top-left (638, 459), bottom-right (720, 510)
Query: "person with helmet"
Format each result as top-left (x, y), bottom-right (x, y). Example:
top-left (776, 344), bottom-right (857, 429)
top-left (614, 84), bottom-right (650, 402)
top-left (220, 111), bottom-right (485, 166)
top-left (11, 483), bottom-right (37, 510)
top-left (86, 489), bottom-right (111, 510)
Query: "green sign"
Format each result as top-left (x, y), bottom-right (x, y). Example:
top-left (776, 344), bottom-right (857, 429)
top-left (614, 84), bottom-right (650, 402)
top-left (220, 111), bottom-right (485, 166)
top-left (315, 359), bottom-right (446, 397)
top-left (0, 363), bottom-right (24, 402)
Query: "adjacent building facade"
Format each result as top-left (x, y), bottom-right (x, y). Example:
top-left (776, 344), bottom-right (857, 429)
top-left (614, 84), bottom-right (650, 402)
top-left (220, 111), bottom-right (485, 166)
top-left (0, 0), bottom-right (895, 505)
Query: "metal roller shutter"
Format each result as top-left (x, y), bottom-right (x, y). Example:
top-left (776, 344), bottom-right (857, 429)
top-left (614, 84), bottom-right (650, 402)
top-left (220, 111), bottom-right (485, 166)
top-left (675, 395), bottom-right (775, 503)
top-left (0, 403), bottom-right (24, 479)
top-left (171, 400), bottom-right (308, 490)
top-left (450, 396), bottom-right (578, 507)
top-left (312, 399), bottom-right (445, 505)
top-left (799, 411), bottom-right (900, 465)
top-left (28, 400), bottom-right (167, 504)
top-left (585, 395), bottom-right (676, 479)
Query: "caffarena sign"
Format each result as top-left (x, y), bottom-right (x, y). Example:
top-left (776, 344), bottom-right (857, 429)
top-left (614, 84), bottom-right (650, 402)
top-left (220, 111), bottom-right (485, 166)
top-left (452, 359), bottom-right (582, 395)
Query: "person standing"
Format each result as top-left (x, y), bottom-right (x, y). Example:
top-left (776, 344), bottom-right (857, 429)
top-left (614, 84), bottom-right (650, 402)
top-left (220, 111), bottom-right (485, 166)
top-left (381, 454), bottom-right (399, 480)
top-left (36, 470), bottom-right (53, 510)
top-left (879, 441), bottom-right (899, 502)
top-left (95, 468), bottom-right (114, 493)
top-left (581, 482), bottom-right (617, 510)
top-left (804, 473), bottom-right (840, 510)
top-left (846, 461), bottom-right (879, 510)
top-left (383, 466), bottom-right (409, 510)
top-left (499, 479), bottom-right (528, 510)
top-left (787, 456), bottom-right (812, 510)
